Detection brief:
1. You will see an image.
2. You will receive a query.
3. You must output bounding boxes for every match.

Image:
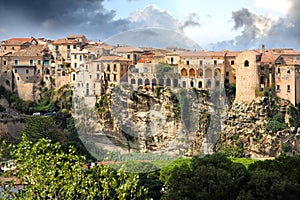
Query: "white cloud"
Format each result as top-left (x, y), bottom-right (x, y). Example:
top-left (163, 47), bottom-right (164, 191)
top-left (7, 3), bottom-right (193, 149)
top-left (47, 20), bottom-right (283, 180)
top-left (254, 0), bottom-right (291, 14)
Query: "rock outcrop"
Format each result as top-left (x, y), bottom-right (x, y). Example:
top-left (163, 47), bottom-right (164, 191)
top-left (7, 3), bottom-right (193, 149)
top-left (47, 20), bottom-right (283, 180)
top-left (216, 97), bottom-right (300, 158)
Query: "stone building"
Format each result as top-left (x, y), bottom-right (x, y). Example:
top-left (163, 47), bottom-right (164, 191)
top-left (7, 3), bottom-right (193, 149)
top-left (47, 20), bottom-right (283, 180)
top-left (95, 56), bottom-right (131, 86)
top-left (112, 46), bottom-right (144, 65)
top-left (0, 37), bottom-right (38, 54)
top-left (8, 45), bottom-right (51, 100)
top-left (224, 51), bottom-right (240, 84)
top-left (178, 51), bottom-right (225, 90)
top-left (235, 47), bottom-right (300, 106)
top-left (51, 35), bottom-right (88, 87)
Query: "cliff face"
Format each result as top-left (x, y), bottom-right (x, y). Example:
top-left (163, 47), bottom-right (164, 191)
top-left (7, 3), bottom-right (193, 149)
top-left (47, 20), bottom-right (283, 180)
top-left (216, 97), bottom-right (300, 158)
top-left (78, 85), bottom-right (220, 157)
top-left (83, 84), bottom-right (300, 159)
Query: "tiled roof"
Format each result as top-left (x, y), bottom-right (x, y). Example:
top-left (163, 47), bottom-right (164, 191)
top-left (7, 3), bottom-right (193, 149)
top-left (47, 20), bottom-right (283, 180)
top-left (96, 55), bottom-right (130, 62)
top-left (282, 58), bottom-right (300, 65)
top-left (4, 38), bottom-right (34, 45)
top-left (9, 45), bottom-right (48, 57)
top-left (52, 38), bottom-right (82, 45)
top-left (208, 51), bottom-right (226, 57)
top-left (114, 46), bottom-right (144, 53)
top-left (261, 52), bottom-right (280, 64)
top-left (226, 51), bottom-right (241, 57)
top-left (180, 51), bottom-right (211, 57)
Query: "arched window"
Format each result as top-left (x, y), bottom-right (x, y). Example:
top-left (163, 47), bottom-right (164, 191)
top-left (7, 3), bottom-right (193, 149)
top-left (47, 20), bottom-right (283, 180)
top-left (145, 78), bottom-right (150, 85)
top-left (198, 81), bottom-right (203, 88)
top-left (130, 79), bottom-right (136, 84)
top-left (166, 78), bottom-right (171, 86)
top-left (138, 78), bottom-right (143, 85)
top-left (152, 78), bottom-right (157, 87)
top-left (182, 81), bottom-right (186, 88)
top-left (244, 60), bottom-right (249, 67)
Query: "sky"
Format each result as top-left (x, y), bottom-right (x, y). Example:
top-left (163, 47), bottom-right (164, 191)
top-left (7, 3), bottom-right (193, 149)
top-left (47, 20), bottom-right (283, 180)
top-left (0, 0), bottom-right (298, 51)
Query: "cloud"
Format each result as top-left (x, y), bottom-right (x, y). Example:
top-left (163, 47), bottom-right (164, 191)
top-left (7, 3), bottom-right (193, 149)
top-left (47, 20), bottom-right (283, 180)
top-left (179, 13), bottom-right (201, 30)
top-left (0, 0), bottom-right (129, 40)
top-left (209, 0), bottom-right (300, 51)
top-left (0, 1), bottom-right (200, 49)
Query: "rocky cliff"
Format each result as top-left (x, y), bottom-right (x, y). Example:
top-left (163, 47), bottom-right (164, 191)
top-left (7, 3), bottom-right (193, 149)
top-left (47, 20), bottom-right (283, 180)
top-left (216, 97), bottom-right (300, 158)
top-left (75, 84), bottom-right (228, 159)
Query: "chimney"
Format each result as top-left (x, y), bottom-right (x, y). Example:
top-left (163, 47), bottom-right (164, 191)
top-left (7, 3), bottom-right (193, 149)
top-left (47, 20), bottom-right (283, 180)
top-left (261, 44), bottom-right (265, 54)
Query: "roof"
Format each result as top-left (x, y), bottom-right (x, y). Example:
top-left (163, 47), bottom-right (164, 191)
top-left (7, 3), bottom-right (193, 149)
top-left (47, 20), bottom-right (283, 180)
top-left (114, 46), bottom-right (144, 53)
top-left (282, 58), bottom-right (300, 65)
top-left (226, 51), bottom-right (241, 57)
top-left (95, 55), bottom-right (131, 62)
top-left (180, 51), bottom-right (211, 58)
top-left (4, 38), bottom-right (35, 46)
top-left (9, 45), bottom-right (48, 57)
top-left (261, 52), bottom-right (280, 64)
top-left (208, 51), bottom-right (226, 57)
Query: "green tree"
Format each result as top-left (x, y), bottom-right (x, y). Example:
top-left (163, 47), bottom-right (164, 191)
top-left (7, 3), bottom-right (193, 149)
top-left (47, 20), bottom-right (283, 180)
top-left (163, 153), bottom-right (249, 200)
top-left (10, 135), bottom-right (98, 199)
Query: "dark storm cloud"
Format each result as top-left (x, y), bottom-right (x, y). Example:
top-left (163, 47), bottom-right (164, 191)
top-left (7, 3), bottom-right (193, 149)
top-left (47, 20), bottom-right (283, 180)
top-left (0, 0), bottom-right (129, 40)
top-left (210, 0), bottom-right (300, 51)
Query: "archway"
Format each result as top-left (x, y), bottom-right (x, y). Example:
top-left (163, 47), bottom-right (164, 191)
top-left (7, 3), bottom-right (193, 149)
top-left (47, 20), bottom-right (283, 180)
top-left (182, 81), bottom-right (186, 88)
top-left (152, 78), bottom-right (157, 87)
top-left (181, 68), bottom-right (187, 76)
top-left (198, 81), bottom-right (203, 88)
top-left (145, 78), bottom-right (150, 86)
top-left (166, 78), bottom-right (171, 87)
top-left (138, 78), bottom-right (143, 86)
top-left (173, 79), bottom-right (178, 88)
top-left (131, 79), bottom-right (136, 84)
top-left (189, 68), bottom-right (195, 78)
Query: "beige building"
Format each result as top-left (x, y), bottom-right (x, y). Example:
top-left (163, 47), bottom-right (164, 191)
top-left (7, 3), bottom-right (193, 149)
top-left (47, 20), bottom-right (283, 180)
top-left (235, 47), bottom-right (300, 106)
top-left (112, 46), bottom-right (144, 65)
top-left (51, 35), bottom-right (88, 87)
top-left (0, 37), bottom-right (38, 54)
top-left (8, 45), bottom-right (51, 100)
top-left (178, 51), bottom-right (225, 89)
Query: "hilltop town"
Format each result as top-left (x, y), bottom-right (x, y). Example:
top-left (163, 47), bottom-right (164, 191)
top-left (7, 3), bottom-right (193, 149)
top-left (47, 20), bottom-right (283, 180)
top-left (1, 34), bottom-right (300, 107)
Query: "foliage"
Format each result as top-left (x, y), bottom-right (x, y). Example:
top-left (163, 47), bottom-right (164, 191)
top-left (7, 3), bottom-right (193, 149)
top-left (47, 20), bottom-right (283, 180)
top-left (266, 114), bottom-right (288, 132)
top-left (163, 153), bottom-right (249, 200)
top-left (9, 136), bottom-right (98, 199)
top-left (230, 157), bottom-right (257, 169)
top-left (159, 158), bottom-right (191, 184)
top-left (225, 83), bottom-right (236, 104)
top-left (95, 94), bottom-right (109, 113)
top-left (219, 144), bottom-right (244, 158)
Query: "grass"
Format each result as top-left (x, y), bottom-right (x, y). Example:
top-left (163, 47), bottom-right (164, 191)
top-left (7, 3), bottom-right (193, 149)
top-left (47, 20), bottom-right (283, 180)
top-left (230, 157), bottom-right (257, 169)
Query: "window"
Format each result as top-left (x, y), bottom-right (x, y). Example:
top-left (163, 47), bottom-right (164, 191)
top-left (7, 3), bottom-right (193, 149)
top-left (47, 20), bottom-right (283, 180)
top-left (74, 63), bottom-right (77, 68)
top-left (231, 60), bottom-right (234, 65)
top-left (17, 77), bottom-right (19, 81)
top-left (200, 60), bottom-right (203, 66)
top-left (73, 74), bottom-right (76, 81)
top-left (287, 85), bottom-right (291, 92)
top-left (127, 54), bottom-right (130, 59)
top-left (55, 45), bottom-right (59, 51)
top-left (30, 59), bottom-right (34, 66)
top-left (37, 69), bottom-right (40, 74)
top-left (97, 74), bottom-right (100, 80)
top-left (278, 67), bottom-right (280, 73)
top-left (187, 61), bottom-right (189, 65)
top-left (287, 69), bottom-right (290, 74)
top-left (12, 47), bottom-right (15, 50)
top-left (244, 60), bottom-right (249, 67)
top-left (113, 74), bottom-right (117, 81)
top-left (14, 69), bottom-right (17, 73)
top-left (260, 66), bottom-right (264, 71)
top-left (107, 74), bottom-right (110, 81)
top-left (260, 76), bottom-right (264, 84)
top-left (269, 68), bottom-right (272, 73)
top-left (276, 85), bottom-right (280, 92)
top-left (3, 61), bottom-right (6, 65)
top-left (97, 64), bottom-right (100, 71)
top-left (73, 45), bottom-right (76, 49)
top-left (67, 45), bottom-right (70, 50)
top-left (38, 60), bottom-right (41, 65)
top-left (80, 55), bottom-right (82, 61)
top-left (226, 72), bottom-right (229, 77)
top-left (113, 64), bottom-right (117, 71)
top-left (86, 65), bottom-right (88, 70)
top-left (107, 64), bottom-right (110, 71)
top-left (14, 59), bottom-right (18, 66)
top-left (214, 60), bottom-right (217, 66)
top-left (26, 69), bottom-right (29, 74)
top-left (74, 54), bottom-right (77, 59)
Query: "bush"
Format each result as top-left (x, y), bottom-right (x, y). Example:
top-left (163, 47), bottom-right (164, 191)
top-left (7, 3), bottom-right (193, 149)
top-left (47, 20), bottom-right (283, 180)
top-left (266, 114), bottom-right (287, 132)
